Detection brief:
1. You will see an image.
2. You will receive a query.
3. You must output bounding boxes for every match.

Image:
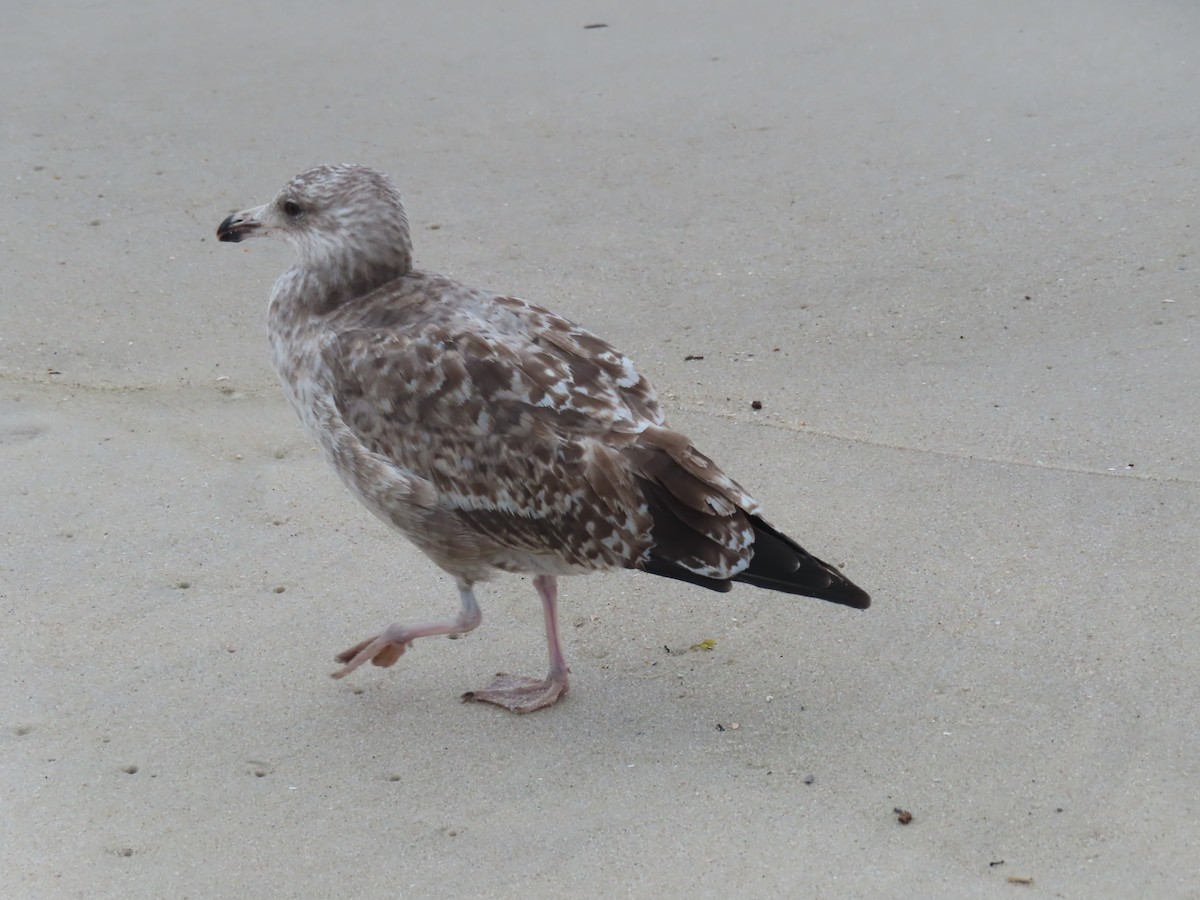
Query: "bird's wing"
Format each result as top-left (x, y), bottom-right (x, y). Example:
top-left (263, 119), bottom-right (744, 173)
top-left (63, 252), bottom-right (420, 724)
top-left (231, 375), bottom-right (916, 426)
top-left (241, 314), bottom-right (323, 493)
top-left (321, 292), bottom-right (662, 568)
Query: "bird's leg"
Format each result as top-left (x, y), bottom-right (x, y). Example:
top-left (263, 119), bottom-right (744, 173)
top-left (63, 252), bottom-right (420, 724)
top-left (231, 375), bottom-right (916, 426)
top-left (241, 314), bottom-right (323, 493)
top-left (332, 580), bottom-right (482, 679)
top-left (462, 574), bottom-right (570, 713)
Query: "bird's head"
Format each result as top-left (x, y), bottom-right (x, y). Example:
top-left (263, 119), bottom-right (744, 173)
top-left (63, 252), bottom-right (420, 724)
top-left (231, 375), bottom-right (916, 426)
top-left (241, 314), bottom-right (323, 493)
top-left (218, 164), bottom-right (414, 289)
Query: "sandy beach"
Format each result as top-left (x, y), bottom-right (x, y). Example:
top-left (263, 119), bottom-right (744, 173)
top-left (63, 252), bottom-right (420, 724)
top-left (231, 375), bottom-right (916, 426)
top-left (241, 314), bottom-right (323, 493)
top-left (3, 1), bottom-right (1198, 896)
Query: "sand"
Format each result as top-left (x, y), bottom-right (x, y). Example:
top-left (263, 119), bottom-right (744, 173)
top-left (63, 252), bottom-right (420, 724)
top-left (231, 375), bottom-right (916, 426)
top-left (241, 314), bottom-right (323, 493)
top-left (3, 1), bottom-right (1198, 897)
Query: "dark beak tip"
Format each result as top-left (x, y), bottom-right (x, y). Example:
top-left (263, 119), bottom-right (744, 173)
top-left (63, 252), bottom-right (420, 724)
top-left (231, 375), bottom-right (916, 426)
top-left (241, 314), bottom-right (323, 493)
top-left (216, 214), bottom-right (238, 242)
top-left (217, 213), bottom-right (256, 243)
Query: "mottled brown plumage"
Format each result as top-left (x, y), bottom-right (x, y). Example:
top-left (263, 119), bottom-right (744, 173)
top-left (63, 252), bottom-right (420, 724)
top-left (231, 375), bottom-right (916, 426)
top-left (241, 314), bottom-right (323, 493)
top-left (217, 164), bottom-right (868, 713)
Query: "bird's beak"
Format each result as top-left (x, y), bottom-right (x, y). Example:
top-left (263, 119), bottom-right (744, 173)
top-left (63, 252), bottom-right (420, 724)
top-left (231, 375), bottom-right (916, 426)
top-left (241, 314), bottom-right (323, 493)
top-left (217, 203), bottom-right (268, 242)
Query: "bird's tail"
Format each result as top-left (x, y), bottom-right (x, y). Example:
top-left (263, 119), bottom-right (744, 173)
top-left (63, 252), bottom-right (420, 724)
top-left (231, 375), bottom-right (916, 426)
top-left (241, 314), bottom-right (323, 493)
top-left (627, 426), bottom-right (869, 609)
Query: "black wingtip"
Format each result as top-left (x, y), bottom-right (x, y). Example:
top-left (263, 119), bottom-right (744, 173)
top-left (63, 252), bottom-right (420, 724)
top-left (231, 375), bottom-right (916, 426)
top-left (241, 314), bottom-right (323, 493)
top-left (641, 549), bottom-right (870, 608)
top-left (732, 516), bottom-right (871, 609)
top-left (735, 570), bottom-right (870, 609)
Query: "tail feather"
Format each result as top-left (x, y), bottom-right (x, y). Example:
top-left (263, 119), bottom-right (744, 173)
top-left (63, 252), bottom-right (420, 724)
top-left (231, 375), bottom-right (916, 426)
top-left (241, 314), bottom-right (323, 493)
top-left (627, 427), bottom-right (870, 610)
top-left (637, 493), bottom-right (870, 609)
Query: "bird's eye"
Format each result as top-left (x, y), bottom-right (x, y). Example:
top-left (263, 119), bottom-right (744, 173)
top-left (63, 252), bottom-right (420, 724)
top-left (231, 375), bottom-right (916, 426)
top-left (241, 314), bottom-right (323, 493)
top-left (282, 199), bottom-right (304, 218)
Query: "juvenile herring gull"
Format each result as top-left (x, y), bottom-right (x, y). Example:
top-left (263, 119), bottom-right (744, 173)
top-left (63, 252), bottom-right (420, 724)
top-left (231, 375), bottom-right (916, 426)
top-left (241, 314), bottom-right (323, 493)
top-left (217, 164), bottom-right (869, 713)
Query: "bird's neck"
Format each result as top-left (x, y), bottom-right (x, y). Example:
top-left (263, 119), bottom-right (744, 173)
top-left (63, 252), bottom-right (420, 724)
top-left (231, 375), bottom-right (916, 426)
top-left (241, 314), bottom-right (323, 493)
top-left (270, 257), bottom-right (408, 317)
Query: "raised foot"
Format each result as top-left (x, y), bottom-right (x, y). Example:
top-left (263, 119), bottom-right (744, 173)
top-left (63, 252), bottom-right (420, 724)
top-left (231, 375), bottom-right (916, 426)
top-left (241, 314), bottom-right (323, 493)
top-left (462, 672), bottom-right (569, 714)
top-left (331, 632), bottom-right (411, 679)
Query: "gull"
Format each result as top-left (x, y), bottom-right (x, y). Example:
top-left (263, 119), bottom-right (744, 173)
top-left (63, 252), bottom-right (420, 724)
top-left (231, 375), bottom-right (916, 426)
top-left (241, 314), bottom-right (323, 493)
top-left (217, 164), bottom-right (869, 713)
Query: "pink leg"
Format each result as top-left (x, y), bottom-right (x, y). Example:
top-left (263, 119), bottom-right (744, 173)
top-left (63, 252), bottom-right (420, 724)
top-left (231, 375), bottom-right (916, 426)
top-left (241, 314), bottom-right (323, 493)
top-left (462, 574), bottom-right (570, 713)
top-left (332, 580), bottom-right (482, 679)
